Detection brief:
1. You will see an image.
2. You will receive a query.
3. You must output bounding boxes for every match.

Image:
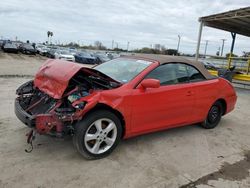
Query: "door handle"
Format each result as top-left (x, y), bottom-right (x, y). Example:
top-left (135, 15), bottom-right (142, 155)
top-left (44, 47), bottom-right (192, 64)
top-left (186, 91), bottom-right (194, 96)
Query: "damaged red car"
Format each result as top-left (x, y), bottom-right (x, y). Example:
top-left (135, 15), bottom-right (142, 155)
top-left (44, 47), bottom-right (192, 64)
top-left (15, 55), bottom-right (237, 159)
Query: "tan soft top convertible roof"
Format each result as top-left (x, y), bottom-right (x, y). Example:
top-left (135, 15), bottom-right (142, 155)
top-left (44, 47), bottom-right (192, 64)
top-left (124, 54), bottom-right (214, 79)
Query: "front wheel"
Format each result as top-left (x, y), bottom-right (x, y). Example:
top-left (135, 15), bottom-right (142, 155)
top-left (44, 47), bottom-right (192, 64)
top-left (73, 110), bottom-right (122, 159)
top-left (201, 101), bottom-right (222, 129)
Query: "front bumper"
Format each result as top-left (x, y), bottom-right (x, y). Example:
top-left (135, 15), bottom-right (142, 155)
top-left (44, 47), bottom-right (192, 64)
top-left (15, 98), bottom-right (64, 136)
top-left (15, 99), bottom-right (35, 127)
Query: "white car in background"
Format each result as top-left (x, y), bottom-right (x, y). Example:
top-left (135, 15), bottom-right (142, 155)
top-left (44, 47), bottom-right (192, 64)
top-left (36, 44), bottom-right (45, 53)
top-left (39, 46), bottom-right (49, 56)
top-left (55, 50), bottom-right (75, 61)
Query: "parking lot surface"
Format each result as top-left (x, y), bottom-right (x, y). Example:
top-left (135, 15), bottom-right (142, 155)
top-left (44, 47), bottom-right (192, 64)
top-left (0, 53), bottom-right (250, 188)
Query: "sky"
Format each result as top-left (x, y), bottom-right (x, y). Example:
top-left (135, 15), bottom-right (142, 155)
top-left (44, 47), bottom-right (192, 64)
top-left (0, 0), bottom-right (249, 55)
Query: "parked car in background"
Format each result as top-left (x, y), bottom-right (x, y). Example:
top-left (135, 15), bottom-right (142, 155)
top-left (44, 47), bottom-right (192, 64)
top-left (12, 41), bottom-right (23, 49)
top-left (15, 55), bottom-right (237, 159)
top-left (74, 52), bottom-right (96, 64)
top-left (202, 61), bottom-right (220, 70)
top-left (0, 40), bottom-right (5, 50)
top-left (105, 52), bottom-right (120, 59)
top-left (39, 46), bottom-right (49, 56)
top-left (0, 40), bottom-right (8, 50)
top-left (3, 42), bottom-right (19, 53)
top-left (45, 48), bottom-right (57, 58)
top-left (93, 53), bottom-right (111, 64)
top-left (36, 44), bottom-right (45, 53)
top-left (19, 43), bottom-right (36, 55)
top-left (55, 50), bottom-right (75, 61)
top-left (68, 48), bottom-right (78, 56)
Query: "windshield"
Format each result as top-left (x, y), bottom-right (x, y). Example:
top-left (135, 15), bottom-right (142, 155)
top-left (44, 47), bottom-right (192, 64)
top-left (94, 58), bottom-right (152, 83)
top-left (24, 44), bottom-right (34, 49)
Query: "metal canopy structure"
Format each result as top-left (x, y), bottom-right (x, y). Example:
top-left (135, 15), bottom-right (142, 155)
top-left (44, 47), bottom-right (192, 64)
top-left (195, 6), bottom-right (250, 60)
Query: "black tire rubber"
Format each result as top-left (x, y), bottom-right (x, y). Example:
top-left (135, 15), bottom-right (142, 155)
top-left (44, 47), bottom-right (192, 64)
top-left (73, 110), bottom-right (122, 159)
top-left (201, 101), bottom-right (222, 129)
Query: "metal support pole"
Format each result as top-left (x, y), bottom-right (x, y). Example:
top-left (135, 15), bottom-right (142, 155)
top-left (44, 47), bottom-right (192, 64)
top-left (177, 35), bottom-right (181, 54)
top-left (204, 40), bottom-right (208, 58)
top-left (228, 32), bottom-right (236, 69)
top-left (230, 32), bottom-right (236, 53)
top-left (195, 22), bottom-right (203, 61)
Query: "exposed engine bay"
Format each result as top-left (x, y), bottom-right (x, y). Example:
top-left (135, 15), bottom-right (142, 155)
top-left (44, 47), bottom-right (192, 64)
top-left (15, 69), bottom-right (121, 138)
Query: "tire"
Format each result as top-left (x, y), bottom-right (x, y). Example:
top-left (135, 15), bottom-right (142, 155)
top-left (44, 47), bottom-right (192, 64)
top-left (73, 110), bottom-right (122, 159)
top-left (201, 101), bottom-right (222, 129)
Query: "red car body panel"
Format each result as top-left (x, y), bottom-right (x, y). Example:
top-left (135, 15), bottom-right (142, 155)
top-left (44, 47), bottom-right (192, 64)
top-left (18, 57), bottom-right (237, 140)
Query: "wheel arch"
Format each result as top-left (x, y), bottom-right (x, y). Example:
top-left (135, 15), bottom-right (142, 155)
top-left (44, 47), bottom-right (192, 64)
top-left (216, 98), bottom-right (227, 115)
top-left (82, 103), bottom-right (126, 138)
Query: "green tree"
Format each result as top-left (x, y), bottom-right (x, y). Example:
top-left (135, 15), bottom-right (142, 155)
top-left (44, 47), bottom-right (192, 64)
top-left (162, 49), bottom-right (179, 55)
top-left (226, 53), bottom-right (238, 58)
top-left (242, 51), bottom-right (250, 57)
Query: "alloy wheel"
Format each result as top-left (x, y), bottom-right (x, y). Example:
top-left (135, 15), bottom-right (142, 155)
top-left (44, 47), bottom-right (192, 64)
top-left (84, 118), bottom-right (117, 154)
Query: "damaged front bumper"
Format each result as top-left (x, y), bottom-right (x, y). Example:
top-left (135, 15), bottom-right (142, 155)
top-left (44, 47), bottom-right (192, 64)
top-left (15, 98), bottom-right (35, 127)
top-left (15, 97), bottom-right (64, 137)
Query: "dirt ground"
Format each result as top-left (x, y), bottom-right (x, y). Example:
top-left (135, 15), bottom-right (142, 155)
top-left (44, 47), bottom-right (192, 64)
top-left (0, 52), bottom-right (250, 188)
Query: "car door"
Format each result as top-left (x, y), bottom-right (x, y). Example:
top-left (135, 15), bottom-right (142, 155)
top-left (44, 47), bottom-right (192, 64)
top-left (130, 63), bottom-right (195, 134)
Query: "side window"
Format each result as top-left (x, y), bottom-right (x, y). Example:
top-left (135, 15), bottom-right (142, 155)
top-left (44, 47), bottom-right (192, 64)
top-left (186, 65), bottom-right (206, 82)
top-left (145, 63), bottom-right (189, 85)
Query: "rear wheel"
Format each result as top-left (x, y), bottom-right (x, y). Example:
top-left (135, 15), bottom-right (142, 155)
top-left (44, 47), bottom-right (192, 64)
top-left (73, 110), bottom-right (122, 159)
top-left (201, 101), bottom-right (222, 129)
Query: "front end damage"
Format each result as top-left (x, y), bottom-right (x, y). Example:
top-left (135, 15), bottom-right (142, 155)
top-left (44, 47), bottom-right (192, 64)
top-left (15, 80), bottom-right (86, 138)
top-left (15, 60), bottom-right (121, 150)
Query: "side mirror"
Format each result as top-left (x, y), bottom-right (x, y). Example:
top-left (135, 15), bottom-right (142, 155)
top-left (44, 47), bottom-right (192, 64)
top-left (138, 79), bottom-right (160, 89)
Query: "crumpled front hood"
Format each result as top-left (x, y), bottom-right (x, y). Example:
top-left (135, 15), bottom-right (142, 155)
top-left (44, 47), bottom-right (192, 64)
top-left (34, 59), bottom-right (119, 99)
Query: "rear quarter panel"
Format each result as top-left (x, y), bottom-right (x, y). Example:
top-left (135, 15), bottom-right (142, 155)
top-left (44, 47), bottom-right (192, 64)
top-left (193, 77), bottom-right (237, 122)
top-left (218, 78), bottom-right (237, 114)
top-left (192, 78), bottom-right (221, 122)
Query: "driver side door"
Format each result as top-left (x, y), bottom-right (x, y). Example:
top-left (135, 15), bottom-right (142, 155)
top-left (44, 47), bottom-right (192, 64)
top-left (129, 63), bottom-right (195, 135)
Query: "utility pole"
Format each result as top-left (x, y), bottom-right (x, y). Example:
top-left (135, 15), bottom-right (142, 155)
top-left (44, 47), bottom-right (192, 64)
top-left (127, 41), bottom-right (130, 52)
top-left (221, 39), bottom-right (226, 56)
top-left (204, 40), bottom-right (209, 58)
top-left (216, 46), bottom-right (221, 56)
top-left (177, 35), bottom-right (181, 54)
top-left (111, 40), bottom-right (114, 50)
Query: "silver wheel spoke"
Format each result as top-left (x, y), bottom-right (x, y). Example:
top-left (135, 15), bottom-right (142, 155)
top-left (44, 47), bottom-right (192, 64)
top-left (91, 141), bottom-right (101, 153)
top-left (104, 122), bottom-right (115, 134)
top-left (105, 137), bottom-right (115, 146)
top-left (94, 120), bottom-right (103, 132)
top-left (85, 133), bottom-right (98, 141)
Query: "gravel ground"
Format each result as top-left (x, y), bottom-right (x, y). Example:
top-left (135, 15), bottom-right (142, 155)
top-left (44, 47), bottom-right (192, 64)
top-left (0, 52), bottom-right (250, 188)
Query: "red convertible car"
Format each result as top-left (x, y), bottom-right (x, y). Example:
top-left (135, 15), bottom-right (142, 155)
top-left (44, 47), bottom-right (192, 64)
top-left (15, 54), bottom-right (237, 159)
